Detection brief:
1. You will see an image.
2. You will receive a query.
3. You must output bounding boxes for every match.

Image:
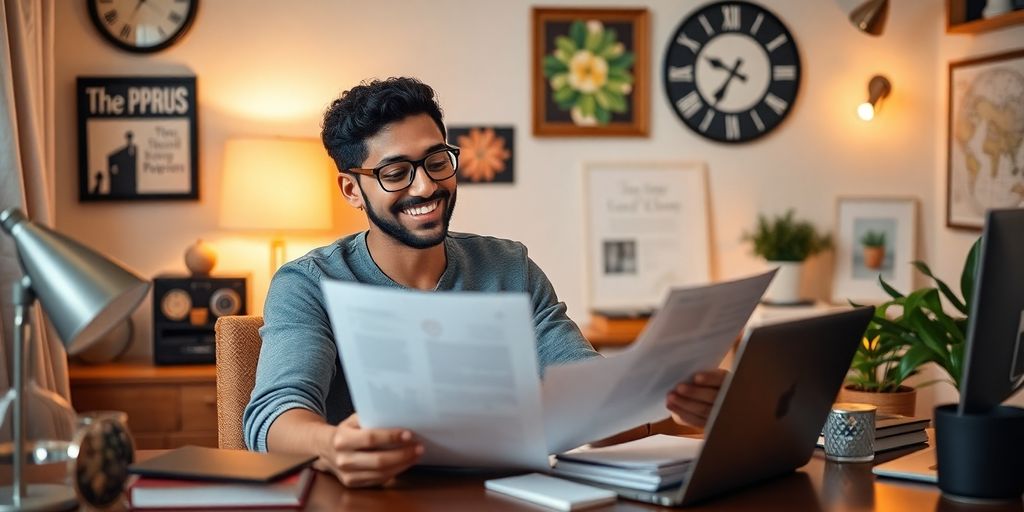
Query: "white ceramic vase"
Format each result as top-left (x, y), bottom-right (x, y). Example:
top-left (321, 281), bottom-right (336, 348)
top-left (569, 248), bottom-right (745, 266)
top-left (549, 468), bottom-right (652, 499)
top-left (983, 0), bottom-right (1013, 17)
top-left (764, 261), bottom-right (803, 304)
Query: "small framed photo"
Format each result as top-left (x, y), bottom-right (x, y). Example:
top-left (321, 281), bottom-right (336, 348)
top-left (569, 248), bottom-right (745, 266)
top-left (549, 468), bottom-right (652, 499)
top-left (833, 197), bottom-right (918, 304)
top-left (532, 7), bottom-right (649, 137)
top-left (77, 76), bottom-right (198, 201)
top-left (447, 126), bottom-right (515, 184)
top-left (947, 48), bottom-right (1024, 230)
top-left (583, 162), bottom-right (710, 313)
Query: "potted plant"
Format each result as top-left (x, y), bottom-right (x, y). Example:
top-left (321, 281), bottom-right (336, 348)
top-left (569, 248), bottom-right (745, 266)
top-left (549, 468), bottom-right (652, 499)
top-left (841, 239), bottom-right (981, 416)
top-left (743, 209), bottom-right (831, 304)
top-left (859, 230), bottom-right (886, 270)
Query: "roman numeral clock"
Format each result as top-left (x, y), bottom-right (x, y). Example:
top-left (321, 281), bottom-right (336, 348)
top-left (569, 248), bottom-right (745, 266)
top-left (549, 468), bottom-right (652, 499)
top-left (88, 0), bottom-right (198, 53)
top-left (664, 1), bottom-right (800, 143)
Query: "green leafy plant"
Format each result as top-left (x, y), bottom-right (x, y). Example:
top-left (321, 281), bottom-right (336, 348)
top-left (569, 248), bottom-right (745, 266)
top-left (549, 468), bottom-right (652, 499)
top-left (860, 230), bottom-right (886, 248)
top-left (543, 20), bottom-right (635, 126)
top-left (847, 239), bottom-right (981, 392)
top-left (742, 209), bottom-right (832, 262)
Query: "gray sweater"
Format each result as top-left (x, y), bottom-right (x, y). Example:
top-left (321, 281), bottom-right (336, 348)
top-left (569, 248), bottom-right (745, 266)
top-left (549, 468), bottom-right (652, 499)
top-left (243, 231), bottom-right (600, 451)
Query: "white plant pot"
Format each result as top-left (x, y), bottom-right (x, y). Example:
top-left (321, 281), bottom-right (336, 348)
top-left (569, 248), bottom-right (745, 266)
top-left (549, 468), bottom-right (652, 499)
top-left (764, 261), bottom-right (803, 304)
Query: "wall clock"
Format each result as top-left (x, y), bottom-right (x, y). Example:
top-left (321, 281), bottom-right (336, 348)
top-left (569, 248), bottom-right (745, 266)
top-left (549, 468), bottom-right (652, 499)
top-left (88, 0), bottom-right (198, 54)
top-left (663, 1), bottom-right (800, 143)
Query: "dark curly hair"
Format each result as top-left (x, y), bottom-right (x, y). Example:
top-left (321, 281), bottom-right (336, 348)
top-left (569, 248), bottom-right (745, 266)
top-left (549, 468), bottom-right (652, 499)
top-left (321, 77), bottom-right (446, 173)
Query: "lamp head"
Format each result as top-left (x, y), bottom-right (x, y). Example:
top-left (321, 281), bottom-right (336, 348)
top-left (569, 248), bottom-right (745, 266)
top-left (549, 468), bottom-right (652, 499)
top-left (1, 208), bottom-right (150, 354)
top-left (857, 75), bottom-right (891, 122)
top-left (849, 0), bottom-right (888, 36)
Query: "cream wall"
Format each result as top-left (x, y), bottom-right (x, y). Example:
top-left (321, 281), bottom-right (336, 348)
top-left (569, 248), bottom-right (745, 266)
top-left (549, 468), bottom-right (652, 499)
top-left (52, 1), bottom-right (1023, 412)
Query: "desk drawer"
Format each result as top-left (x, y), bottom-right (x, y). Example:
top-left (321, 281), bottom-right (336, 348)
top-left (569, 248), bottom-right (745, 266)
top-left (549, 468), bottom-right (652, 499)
top-left (180, 384), bottom-right (217, 431)
top-left (72, 385), bottom-right (180, 433)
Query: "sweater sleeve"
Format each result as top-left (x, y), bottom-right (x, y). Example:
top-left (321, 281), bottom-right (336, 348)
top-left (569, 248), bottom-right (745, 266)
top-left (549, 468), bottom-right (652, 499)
top-left (526, 257), bottom-right (600, 374)
top-left (242, 260), bottom-right (337, 452)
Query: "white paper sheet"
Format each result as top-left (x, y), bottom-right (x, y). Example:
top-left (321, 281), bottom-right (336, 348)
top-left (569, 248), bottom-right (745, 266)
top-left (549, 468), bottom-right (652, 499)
top-left (541, 271), bottom-right (775, 453)
top-left (321, 281), bottom-right (550, 470)
top-left (321, 271), bottom-right (773, 469)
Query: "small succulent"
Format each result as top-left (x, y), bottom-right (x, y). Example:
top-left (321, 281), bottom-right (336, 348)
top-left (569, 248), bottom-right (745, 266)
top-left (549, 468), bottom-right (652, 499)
top-left (860, 230), bottom-right (887, 248)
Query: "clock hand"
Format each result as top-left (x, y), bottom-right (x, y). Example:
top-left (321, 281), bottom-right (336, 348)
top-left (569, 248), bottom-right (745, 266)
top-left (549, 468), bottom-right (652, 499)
top-left (712, 58), bottom-right (745, 105)
top-left (705, 56), bottom-right (748, 82)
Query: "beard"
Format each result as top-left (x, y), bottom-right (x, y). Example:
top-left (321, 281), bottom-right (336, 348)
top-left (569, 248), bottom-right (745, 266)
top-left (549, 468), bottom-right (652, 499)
top-left (360, 186), bottom-right (457, 249)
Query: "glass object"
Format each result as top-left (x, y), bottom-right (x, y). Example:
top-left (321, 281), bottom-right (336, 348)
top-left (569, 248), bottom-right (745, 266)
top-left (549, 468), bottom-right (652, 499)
top-left (824, 403), bottom-right (876, 462)
top-left (70, 411), bottom-right (135, 509)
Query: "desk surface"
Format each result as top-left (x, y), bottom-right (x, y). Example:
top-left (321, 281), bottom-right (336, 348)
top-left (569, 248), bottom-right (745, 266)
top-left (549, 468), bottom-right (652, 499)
top-left (21, 445), bottom-right (1012, 511)
top-left (15, 445), bottom-right (1023, 511)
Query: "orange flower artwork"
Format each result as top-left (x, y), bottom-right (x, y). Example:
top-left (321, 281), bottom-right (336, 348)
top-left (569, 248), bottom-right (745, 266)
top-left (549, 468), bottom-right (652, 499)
top-left (455, 127), bottom-right (513, 183)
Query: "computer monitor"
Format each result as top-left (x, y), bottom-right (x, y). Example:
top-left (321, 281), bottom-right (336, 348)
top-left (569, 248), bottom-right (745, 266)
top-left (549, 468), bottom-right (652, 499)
top-left (958, 209), bottom-right (1024, 414)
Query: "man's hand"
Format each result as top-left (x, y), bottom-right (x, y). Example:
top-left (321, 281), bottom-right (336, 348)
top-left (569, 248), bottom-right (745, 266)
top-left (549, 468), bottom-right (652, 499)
top-left (313, 413), bottom-right (423, 488)
top-left (666, 369), bottom-right (729, 428)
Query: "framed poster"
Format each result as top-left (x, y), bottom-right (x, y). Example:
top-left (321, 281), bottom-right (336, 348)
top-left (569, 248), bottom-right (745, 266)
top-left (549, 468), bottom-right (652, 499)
top-left (583, 162), bottom-right (710, 313)
top-left (77, 76), bottom-right (198, 201)
top-left (447, 126), bottom-right (515, 184)
top-left (833, 197), bottom-right (917, 305)
top-left (947, 49), bottom-right (1024, 229)
top-left (532, 8), bottom-right (649, 137)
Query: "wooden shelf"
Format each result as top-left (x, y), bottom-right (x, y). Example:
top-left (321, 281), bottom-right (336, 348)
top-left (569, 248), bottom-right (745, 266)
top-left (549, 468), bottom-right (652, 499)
top-left (947, 1), bottom-right (1024, 33)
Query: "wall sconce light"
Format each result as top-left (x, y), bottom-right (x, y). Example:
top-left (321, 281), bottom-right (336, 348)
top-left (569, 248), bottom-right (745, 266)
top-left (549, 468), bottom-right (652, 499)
top-left (849, 0), bottom-right (888, 36)
top-left (857, 75), bottom-right (891, 121)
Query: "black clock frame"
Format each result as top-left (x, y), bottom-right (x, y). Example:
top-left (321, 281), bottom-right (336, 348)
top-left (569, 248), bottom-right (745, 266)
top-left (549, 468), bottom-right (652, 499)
top-left (87, 0), bottom-right (199, 54)
top-left (662, 1), bottom-right (801, 144)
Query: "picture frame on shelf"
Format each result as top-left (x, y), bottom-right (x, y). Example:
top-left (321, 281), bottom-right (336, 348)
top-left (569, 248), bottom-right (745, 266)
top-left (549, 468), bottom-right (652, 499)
top-left (446, 126), bottom-right (515, 184)
top-left (582, 162), bottom-right (710, 313)
top-left (77, 76), bottom-right (199, 201)
top-left (532, 7), bottom-right (649, 137)
top-left (946, 48), bottom-right (1024, 229)
top-left (833, 197), bottom-right (917, 305)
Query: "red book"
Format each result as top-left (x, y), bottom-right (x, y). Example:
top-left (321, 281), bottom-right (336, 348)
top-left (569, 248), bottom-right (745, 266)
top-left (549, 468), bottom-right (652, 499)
top-left (128, 468), bottom-right (314, 510)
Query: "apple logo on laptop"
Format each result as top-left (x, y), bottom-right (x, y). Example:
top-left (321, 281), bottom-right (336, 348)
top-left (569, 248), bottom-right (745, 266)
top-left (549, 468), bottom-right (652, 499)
top-left (775, 382), bottom-right (797, 418)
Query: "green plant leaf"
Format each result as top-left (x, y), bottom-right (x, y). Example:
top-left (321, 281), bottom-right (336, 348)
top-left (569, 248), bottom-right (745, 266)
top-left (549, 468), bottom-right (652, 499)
top-left (569, 21), bottom-right (586, 49)
top-left (604, 89), bottom-right (627, 112)
top-left (585, 26), bottom-right (603, 52)
top-left (878, 275), bottom-right (905, 299)
top-left (607, 68), bottom-right (634, 83)
top-left (607, 52), bottom-right (635, 70)
top-left (579, 93), bottom-right (596, 118)
top-left (543, 56), bottom-right (568, 77)
top-left (594, 104), bottom-right (611, 124)
top-left (553, 85), bottom-right (578, 108)
top-left (555, 36), bottom-right (577, 57)
top-left (894, 344), bottom-right (935, 386)
top-left (961, 238), bottom-right (981, 310)
top-left (912, 260), bottom-right (967, 314)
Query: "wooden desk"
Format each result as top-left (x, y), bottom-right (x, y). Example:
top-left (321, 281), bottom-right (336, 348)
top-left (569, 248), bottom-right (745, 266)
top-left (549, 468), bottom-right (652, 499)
top-left (16, 446), bottom-right (1023, 511)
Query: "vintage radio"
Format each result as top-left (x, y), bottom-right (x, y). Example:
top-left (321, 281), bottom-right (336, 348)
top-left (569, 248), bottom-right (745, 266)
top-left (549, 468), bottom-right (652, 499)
top-left (152, 275), bottom-right (248, 365)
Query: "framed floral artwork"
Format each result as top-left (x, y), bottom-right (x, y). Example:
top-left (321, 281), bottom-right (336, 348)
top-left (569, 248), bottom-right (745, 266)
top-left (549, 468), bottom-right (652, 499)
top-left (447, 126), bottom-right (514, 184)
top-left (532, 8), bottom-right (649, 137)
top-left (832, 197), bottom-right (917, 305)
top-left (947, 48), bottom-right (1024, 230)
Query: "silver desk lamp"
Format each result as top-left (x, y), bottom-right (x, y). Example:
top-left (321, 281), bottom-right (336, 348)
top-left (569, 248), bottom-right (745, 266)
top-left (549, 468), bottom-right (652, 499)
top-left (0, 208), bottom-right (149, 511)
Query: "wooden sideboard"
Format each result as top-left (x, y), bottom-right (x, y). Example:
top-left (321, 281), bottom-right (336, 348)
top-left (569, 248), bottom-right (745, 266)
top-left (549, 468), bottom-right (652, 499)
top-left (68, 362), bottom-right (218, 449)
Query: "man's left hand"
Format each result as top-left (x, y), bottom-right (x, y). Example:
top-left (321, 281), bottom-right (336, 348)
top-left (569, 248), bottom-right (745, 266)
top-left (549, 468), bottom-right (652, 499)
top-left (666, 369), bottom-right (729, 428)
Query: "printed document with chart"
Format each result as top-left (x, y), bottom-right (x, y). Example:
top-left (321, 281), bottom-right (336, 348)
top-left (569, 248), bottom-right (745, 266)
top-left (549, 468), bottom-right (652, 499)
top-left (321, 271), bottom-right (773, 469)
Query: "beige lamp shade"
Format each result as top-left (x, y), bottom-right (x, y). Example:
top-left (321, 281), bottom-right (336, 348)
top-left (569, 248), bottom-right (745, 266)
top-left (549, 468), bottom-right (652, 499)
top-left (219, 138), bottom-right (333, 231)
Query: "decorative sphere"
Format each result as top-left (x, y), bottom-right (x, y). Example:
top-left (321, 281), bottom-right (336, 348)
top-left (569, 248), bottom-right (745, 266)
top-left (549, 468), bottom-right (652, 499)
top-left (184, 239), bottom-right (217, 275)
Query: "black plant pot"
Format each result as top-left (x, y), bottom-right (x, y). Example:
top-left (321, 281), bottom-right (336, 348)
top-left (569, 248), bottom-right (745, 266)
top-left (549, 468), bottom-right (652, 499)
top-left (934, 404), bottom-right (1024, 502)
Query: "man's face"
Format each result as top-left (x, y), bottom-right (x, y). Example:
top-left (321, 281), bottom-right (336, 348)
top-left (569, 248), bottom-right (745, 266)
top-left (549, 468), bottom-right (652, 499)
top-left (356, 113), bottom-right (457, 249)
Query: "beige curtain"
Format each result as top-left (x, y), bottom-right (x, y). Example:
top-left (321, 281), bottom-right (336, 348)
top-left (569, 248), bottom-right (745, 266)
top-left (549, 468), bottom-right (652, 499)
top-left (0, 0), bottom-right (67, 399)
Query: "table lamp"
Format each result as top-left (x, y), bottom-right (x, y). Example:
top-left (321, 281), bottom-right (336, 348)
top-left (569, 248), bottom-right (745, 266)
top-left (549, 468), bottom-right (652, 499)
top-left (0, 208), bottom-right (150, 511)
top-left (219, 138), bottom-right (333, 274)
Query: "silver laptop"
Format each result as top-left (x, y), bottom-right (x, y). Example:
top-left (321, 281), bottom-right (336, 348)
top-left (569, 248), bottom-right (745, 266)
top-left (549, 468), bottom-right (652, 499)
top-left (585, 307), bottom-right (873, 507)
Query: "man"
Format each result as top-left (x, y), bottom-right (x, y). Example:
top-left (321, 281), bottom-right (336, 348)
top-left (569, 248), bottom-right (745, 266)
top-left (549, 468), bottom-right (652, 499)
top-left (243, 77), bottom-right (727, 488)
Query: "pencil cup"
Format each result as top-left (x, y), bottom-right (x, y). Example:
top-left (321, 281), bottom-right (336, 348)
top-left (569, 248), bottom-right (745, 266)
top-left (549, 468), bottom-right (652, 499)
top-left (824, 403), bottom-right (876, 463)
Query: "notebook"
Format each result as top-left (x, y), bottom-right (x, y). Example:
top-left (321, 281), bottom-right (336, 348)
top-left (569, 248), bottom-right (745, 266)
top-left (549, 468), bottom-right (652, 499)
top-left (128, 446), bottom-right (316, 483)
top-left (551, 435), bottom-right (703, 491)
top-left (129, 467), bottom-right (315, 509)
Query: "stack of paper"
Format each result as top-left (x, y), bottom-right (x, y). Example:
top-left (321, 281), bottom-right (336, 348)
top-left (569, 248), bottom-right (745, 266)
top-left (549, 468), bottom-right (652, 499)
top-left (551, 435), bottom-right (704, 491)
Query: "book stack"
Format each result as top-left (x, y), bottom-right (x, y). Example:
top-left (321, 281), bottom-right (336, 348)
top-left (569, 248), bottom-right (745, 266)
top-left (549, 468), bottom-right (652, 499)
top-left (817, 413), bottom-right (930, 453)
top-left (551, 435), bottom-right (703, 492)
top-left (127, 445), bottom-right (316, 510)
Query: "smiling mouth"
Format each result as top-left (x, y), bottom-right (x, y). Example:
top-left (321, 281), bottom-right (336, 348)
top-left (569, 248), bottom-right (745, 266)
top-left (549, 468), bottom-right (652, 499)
top-left (400, 198), bottom-right (442, 218)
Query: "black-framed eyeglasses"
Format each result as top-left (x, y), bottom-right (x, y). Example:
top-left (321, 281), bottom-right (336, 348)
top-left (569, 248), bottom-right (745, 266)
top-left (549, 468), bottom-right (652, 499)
top-left (345, 145), bottom-right (460, 192)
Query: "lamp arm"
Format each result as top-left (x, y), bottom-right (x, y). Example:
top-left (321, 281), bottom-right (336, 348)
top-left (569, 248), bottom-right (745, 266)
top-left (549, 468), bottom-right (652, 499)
top-left (11, 275), bottom-right (36, 507)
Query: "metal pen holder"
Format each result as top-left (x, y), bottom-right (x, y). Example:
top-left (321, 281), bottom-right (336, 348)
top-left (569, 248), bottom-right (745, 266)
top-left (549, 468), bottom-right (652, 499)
top-left (824, 403), bottom-right (876, 463)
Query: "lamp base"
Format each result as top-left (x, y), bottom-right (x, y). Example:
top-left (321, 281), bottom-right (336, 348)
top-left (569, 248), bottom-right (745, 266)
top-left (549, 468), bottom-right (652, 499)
top-left (0, 484), bottom-right (77, 511)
